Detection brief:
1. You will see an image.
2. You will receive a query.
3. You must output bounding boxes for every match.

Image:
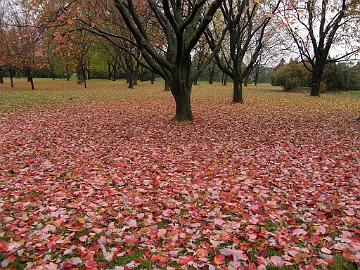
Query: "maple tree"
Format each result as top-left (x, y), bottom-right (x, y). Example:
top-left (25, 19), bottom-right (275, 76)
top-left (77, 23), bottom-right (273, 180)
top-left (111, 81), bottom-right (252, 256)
top-left (112, 0), bottom-right (225, 121)
top-left (279, 0), bottom-right (360, 96)
top-left (207, 0), bottom-right (282, 103)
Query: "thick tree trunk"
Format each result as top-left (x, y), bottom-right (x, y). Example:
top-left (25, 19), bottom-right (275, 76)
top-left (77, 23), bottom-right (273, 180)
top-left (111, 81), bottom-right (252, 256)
top-left (172, 87), bottom-right (193, 121)
top-left (233, 79), bottom-right (243, 103)
top-left (169, 54), bottom-right (193, 121)
top-left (310, 61), bottom-right (325, 96)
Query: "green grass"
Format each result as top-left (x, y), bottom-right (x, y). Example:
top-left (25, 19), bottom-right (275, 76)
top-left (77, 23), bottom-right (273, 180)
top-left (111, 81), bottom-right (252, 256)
top-left (0, 78), bottom-right (358, 116)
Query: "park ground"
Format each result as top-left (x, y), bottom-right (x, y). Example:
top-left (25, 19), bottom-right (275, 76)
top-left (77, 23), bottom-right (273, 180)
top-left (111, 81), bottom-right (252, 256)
top-left (0, 78), bottom-right (359, 270)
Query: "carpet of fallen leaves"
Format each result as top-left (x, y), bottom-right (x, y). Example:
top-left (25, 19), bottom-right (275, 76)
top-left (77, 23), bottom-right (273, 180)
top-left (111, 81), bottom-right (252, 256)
top-left (0, 81), bottom-right (360, 270)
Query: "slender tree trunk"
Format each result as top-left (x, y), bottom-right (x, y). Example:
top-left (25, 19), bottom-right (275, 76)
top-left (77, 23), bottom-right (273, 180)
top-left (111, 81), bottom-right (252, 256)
top-left (0, 69), bottom-right (4, 84)
top-left (10, 76), bottom-right (14, 87)
top-left (222, 73), bottom-right (227, 86)
top-left (83, 68), bottom-right (87, 88)
top-left (244, 77), bottom-right (248, 87)
top-left (209, 65), bottom-right (215, 84)
top-left (194, 78), bottom-right (198, 85)
top-left (254, 68), bottom-right (259, 86)
top-left (133, 72), bottom-right (138, 86)
top-left (112, 64), bottom-right (117, 81)
top-left (108, 63), bottom-right (112, 80)
top-left (30, 77), bottom-right (35, 90)
top-left (151, 72), bottom-right (155, 84)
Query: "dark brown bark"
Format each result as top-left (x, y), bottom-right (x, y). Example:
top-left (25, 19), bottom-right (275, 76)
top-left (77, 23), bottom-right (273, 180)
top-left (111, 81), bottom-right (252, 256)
top-left (164, 80), bottom-right (170, 91)
top-left (209, 64), bottom-right (215, 84)
top-left (150, 72), bottom-right (155, 84)
top-left (222, 73), bottom-right (227, 86)
top-left (233, 79), bottom-right (243, 103)
top-left (172, 85), bottom-right (193, 121)
top-left (30, 77), bottom-right (35, 90)
top-left (310, 61), bottom-right (325, 96)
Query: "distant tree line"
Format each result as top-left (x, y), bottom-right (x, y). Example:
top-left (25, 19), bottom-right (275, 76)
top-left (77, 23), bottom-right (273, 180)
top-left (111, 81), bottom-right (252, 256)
top-left (272, 59), bottom-right (360, 92)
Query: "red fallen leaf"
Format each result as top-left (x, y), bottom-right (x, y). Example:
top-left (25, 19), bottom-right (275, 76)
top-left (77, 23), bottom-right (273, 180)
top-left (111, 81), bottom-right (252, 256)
top-left (195, 248), bottom-right (209, 259)
top-left (151, 254), bottom-right (170, 264)
top-left (5, 255), bottom-right (17, 263)
top-left (220, 232), bottom-right (230, 241)
top-left (342, 251), bottom-right (355, 261)
top-left (214, 253), bottom-right (225, 265)
top-left (177, 256), bottom-right (194, 265)
top-left (85, 260), bottom-right (97, 270)
top-left (311, 236), bottom-right (321, 244)
top-left (0, 241), bottom-right (8, 251)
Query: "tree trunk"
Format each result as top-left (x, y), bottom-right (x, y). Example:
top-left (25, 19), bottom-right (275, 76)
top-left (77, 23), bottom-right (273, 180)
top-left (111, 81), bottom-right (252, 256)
top-left (10, 76), bottom-right (14, 87)
top-left (0, 69), bottom-right (4, 84)
top-left (108, 63), bottom-right (112, 80)
top-left (310, 69), bottom-right (322, 96)
top-left (233, 79), bottom-right (243, 103)
top-left (83, 68), bottom-right (87, 88)
top-left (30, 77), bottom-right (35, 90)
top-left (112, 64), bottom-right (117, 81)
top-left (133, 72), bottom-right (138, 86)
top-left (254, 68), bottom-right (259, 86)
top-left (209, 65), bottom-right (215, 84)
top-left (194, 78), bottom-right (198, 85)
top-left (164, 80), bottom-right (170, 91)
top-left (172, 85), bottom-right (193, 121)
top-left (151, 72), bottom-right (155, 84)
top-left (310, 60), bottom-right (325, 96)
top-left (222, 73), bottom-right (227, 86)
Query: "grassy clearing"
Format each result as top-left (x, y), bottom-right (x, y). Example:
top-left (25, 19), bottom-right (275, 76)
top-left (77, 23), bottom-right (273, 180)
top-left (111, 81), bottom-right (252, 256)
top-left (0, 78), bottom-right (359, 115)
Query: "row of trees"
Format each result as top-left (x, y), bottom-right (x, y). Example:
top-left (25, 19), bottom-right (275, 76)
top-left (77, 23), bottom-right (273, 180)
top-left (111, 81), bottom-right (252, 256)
top-left (1, 0), bottom-right (359, 121)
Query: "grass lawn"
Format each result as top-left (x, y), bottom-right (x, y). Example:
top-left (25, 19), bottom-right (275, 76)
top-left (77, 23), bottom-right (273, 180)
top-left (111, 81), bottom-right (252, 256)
top-left (0, 78), bottom-right (359, 269)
